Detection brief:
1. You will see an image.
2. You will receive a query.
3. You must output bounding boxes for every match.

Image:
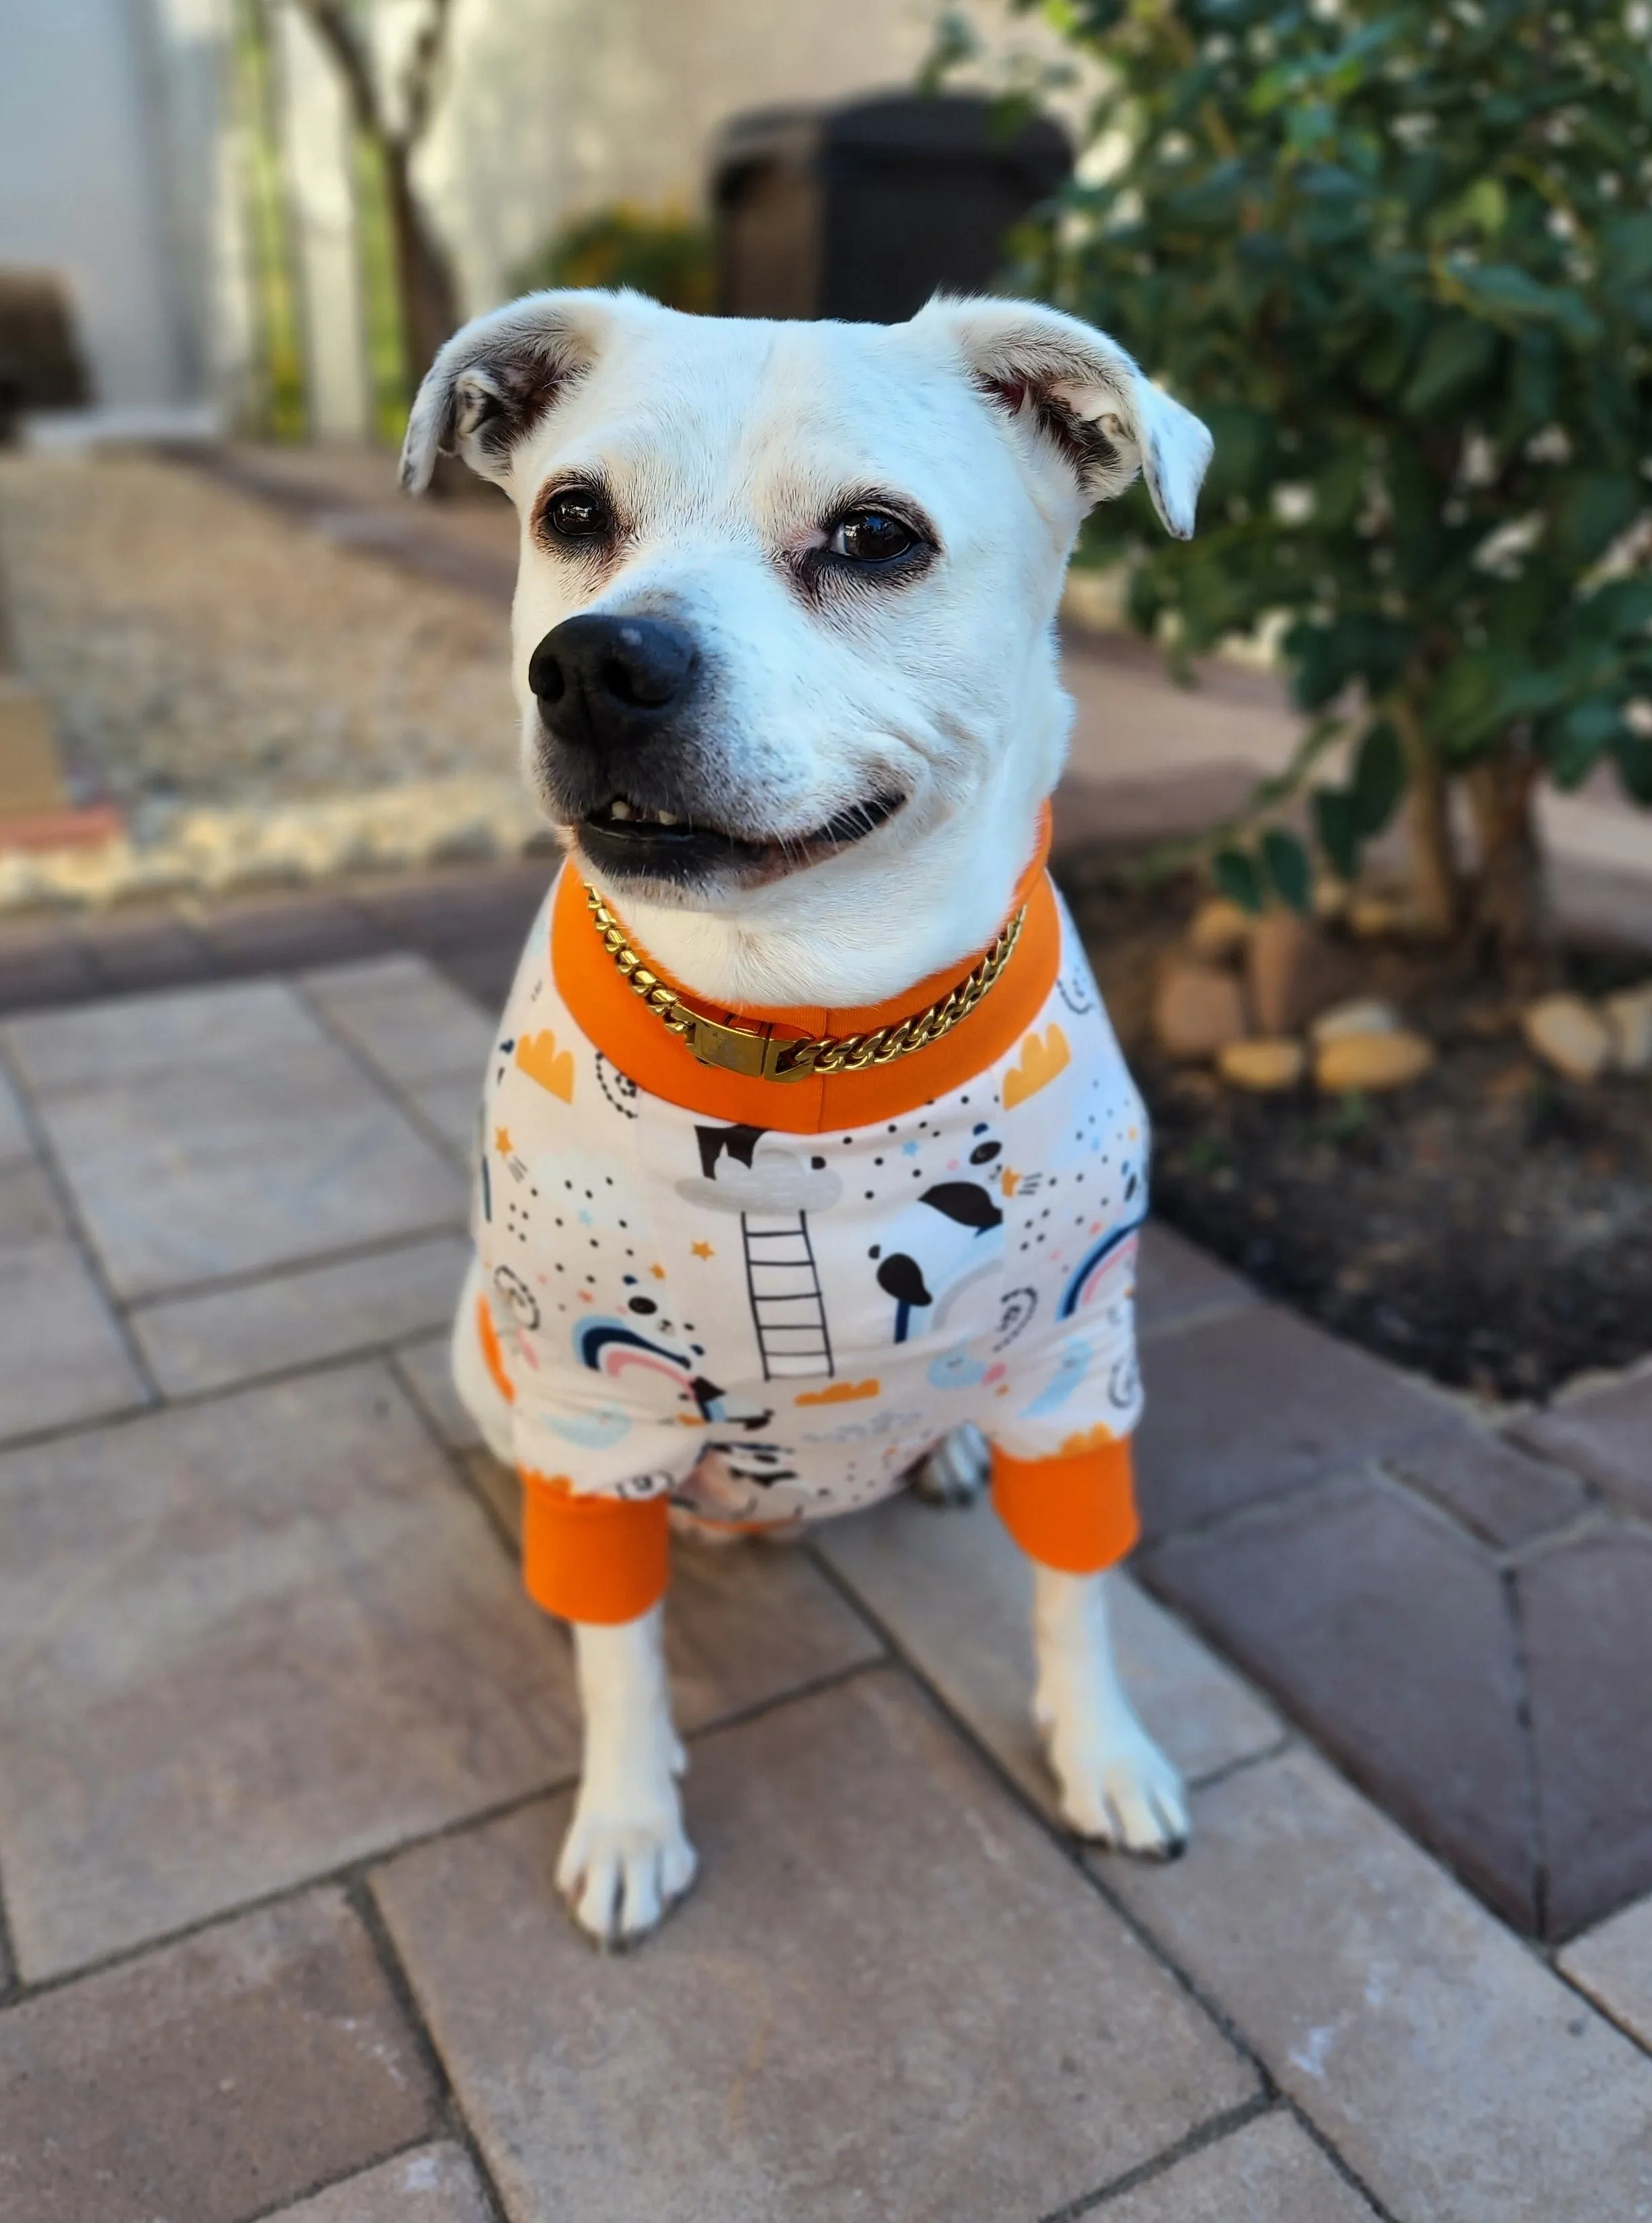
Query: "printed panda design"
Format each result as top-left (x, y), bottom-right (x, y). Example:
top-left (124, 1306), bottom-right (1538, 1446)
top-left (871, 1123), bottom-right (1005, 1342)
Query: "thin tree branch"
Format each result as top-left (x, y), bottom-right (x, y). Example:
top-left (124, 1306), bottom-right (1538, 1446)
top-left (400, 0), bottom-right (456, 148)
top-left (287, 0), bottom-right (383, 140)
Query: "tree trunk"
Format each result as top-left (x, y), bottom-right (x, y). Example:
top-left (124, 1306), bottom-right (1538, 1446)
top-left (383, 143), bottom-right (459, 392)
top-left (1390, 689), bottom-right (1460, 939)
top-left (1467, 740), bottom-right (1555, 988)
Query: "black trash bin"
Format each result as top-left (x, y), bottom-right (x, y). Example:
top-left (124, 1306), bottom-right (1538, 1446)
top-left (711, 93), bottom-right (1071, 323)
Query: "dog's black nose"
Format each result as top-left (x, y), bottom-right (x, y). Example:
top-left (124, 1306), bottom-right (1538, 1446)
top-left (529, 615), bottom-right (700, 744)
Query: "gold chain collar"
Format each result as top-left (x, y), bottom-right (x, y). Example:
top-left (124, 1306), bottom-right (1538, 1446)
top-left (582, 882), bottom-right (1026, 1083)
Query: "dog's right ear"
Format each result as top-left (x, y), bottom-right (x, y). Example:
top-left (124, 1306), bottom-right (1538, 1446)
top-left (399, 292), bottom-right (617, 496)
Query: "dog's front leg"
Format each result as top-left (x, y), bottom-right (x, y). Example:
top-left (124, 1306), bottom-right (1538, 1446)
top-left (1031, 1566), bottom-right (1189, 1859)
top-left (555, 1604), bottom-right (697, 1947)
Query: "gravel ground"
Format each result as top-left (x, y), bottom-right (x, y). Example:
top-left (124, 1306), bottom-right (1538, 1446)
top-left (0, 452), bottom-right (537, 904)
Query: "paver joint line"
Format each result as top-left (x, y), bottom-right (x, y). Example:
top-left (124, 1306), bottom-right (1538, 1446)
top-left (0, 1032), bottom-right (162, 1417)
top-left (0, 1755), bottom-right (581, 2013)
top-left (0, 1327), bottom-right (476, 1464)
top-left (294, 972), bottom-right (485, 1177)
top-left (1500, 1559), bottom-right (1551, 1944)
top-left (345, 1876), bottom-right (515, 2223)
top-left (1033, 2093), bottom-right (1279, 2223)
top-left (117, 1219), bottom-right (471, 1316)
top-left (219, 2133), bottom-right (461, 2223)
top-left (799, 1541), bottom-right (1279, 2084)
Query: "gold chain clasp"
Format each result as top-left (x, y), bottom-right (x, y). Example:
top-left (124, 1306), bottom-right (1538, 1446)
top-left (676, 1011), bottom-right (819, 1082)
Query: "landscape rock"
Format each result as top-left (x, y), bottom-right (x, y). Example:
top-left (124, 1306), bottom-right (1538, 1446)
top-left (1316, 1029), bottom-right (1434, 1093)
top-left (1152, 960), bottom-right (1250, 1060)
top-left (1347, 894), bottom-right (1413, 940)
top-left (1247, 912), bottom-right (1358, 1036)
top-left (1522, 995), bottom-right (1612, 1084)
top-left (1310, 998), bottom-right (1402, 1046)
top-left (1218, 1038), bottom-right (1306, 1093)
top-left (1185, 897), bottom-right (1253, 964)
top-left (1604, 985), bottom-right (1652, 1075)
top-left (1313, 877), bottom-right (1351, 923)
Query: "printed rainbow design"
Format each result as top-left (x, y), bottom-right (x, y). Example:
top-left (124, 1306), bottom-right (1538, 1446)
top-left (574, 1316), bottom-right (691, 1387)
top-left (1057, 1219), bottom-right (1143, 1319)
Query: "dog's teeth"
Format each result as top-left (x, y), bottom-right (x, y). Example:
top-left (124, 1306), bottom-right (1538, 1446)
top-left (654, 810), bottom-right (680, 826)
top-left (609, 800), bottom-right (633, 821)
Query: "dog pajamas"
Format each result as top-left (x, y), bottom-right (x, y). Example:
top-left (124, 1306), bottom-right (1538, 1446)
top-left (458, 834), bottom-right (1150, 1625)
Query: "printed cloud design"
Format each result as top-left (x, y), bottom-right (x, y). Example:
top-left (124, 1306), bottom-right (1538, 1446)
top-left (1002, 1023), bottom-right (1070, 1108)
top-left (516, 1028), bottom-right (575, 1102)
top-left (794, 1378), bottom-right (880, 1406)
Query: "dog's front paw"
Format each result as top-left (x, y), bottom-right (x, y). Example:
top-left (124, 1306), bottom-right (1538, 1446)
top-left (1037, 1701), bottom-right (1189, 1860)
top-left (556, 1782), bottom-right (697, 1949)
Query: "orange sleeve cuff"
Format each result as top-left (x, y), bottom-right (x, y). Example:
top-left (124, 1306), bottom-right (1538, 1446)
top-left (991, 1435), bottom-right (1140, 1575)
top-left (520, 1470), bottom-right (670, 1625)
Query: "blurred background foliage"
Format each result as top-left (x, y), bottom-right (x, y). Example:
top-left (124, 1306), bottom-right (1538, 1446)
top-left (511, 205), bottom-right (715, 313)
top-left (997, 0), bottom-right (1652, 980)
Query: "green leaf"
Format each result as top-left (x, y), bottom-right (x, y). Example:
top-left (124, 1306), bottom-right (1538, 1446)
top-left (1553, 473), bottom-right (1640, 570)
top-left (1616, 733), bottom-right (1652, 806)
top-left (1214, 847), bottom-right (1265, 914)
top-left (1545, 699), bottom-right (1624, 789)
top-left (1312, 787), bottom-right (1361, 881)
top-left (1423, 650), bottom-right (1511, 756)
top-left (1450, 264), bottom-right (1602, 347)
top-left (1579, 578), bottom-right (1652, 641)
top-left (1286, 102), bottom-right (1335, 152)
top-left (1286, 616), bottom-right (1413, 711)
top-left (1261, 827), bottom-right (1312, 914)
top-left (1403, 317), bottom-right (1499, 417)
top-left (1603, 213), bottom-right (1652, 290)
top-left (1350, 719), bottom-right (1404, 836)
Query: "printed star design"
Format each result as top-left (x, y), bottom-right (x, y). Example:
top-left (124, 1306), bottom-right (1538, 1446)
top-left (577, 1208), bottom-right (593, 1226)
top-left (650, 1261), bottom-right (668, 1279)
top-left (494, 1126), bottom-right (513, 1155)
top-left (901, 1140), bottom-right (920, 1157)
top-left (690, 1240), bottom-right (715, 1259)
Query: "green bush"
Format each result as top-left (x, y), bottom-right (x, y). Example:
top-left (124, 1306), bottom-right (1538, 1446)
top-left (511, 204), bottom-right (715, 315)
top-left (1008, 0), bottom-right (1652, 974)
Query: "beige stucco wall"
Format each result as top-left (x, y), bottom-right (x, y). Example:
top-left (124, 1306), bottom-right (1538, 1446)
top-left (417, 0), bottom-right (1080, 314)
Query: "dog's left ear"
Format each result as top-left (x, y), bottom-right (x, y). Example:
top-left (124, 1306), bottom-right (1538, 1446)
top-left (920, 298), bottom-right (1213, 539)
top-left (399, 291), bottom-right (618, 496)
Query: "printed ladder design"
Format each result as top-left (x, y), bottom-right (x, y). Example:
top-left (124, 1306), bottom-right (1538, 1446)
top-left (741, 1212), bottom-right (834, 1380)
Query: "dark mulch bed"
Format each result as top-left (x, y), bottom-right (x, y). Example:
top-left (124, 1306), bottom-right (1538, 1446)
top-left (1056, 850), bottom-right (1652, 1403)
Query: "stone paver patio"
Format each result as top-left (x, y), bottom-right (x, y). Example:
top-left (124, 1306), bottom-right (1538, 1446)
top-left (1, 918), bottom-right (1651, 2221)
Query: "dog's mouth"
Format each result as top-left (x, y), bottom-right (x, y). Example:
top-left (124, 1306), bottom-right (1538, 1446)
top-left (573, 789), bottom-right (906, 885)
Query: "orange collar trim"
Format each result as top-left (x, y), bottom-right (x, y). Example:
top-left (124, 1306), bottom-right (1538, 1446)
top-left (549, 808), bottom-right (1060, 1134)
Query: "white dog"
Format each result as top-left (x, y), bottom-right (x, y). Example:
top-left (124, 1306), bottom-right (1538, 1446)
top-left (401, 288), bottom-right (1212, 1947)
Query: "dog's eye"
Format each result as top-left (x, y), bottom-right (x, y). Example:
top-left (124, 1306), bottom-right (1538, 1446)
top-left (543, 487), bottom-right (612, 543)
top-left (827, 509), bottom-right (919, 565)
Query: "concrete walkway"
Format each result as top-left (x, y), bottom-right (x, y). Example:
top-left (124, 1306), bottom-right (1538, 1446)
top-left (2, 939), bottom-right (1651, 2222)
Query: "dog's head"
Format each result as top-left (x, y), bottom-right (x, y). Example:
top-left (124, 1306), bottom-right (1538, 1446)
top-left (402, 291), bottom-right (1210, 914)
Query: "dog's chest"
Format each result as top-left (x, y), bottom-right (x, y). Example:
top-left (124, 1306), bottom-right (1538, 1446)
top-left (475, 906), bottom-right (1146, 1419)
